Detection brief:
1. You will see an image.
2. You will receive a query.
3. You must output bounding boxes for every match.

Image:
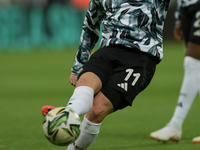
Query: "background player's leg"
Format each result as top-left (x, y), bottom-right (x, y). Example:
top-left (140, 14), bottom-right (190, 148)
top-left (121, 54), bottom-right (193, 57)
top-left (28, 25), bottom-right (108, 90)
top-left (170, 56), bottom-right (200, 126)
top-left (150, 55), bottom-right (200, 142)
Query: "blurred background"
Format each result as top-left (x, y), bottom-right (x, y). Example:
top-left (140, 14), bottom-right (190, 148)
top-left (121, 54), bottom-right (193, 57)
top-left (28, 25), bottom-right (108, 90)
top-left (0, 0), bottom-right (177, 52)
top-left (0, 0), bottom-right (89, 51)
top-left (2, 1), bottom-right (200, 150)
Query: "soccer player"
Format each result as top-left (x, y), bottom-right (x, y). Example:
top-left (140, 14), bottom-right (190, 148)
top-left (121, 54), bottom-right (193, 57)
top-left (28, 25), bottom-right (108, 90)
top-left (150, 0), bottom-right (200, 143)
top-left (42, 0), bottom-right (170, 149)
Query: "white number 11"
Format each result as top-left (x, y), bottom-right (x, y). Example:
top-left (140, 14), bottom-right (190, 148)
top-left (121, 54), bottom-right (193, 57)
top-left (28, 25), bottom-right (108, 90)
top-left (125, 69), bottom-right (141, 86)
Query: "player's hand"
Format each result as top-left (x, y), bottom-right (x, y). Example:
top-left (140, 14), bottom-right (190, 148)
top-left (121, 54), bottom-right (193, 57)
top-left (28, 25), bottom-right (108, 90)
top-left (174, 22), bottom-right (184, 41)
top-left (69, 74), bottom-right (78, 86)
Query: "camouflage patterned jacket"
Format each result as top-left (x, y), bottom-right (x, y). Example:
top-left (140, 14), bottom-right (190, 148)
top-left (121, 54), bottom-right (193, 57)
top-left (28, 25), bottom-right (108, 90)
top-left (71, 0), bottom-right (170, 74)
top-left (175, 0), bottom-right (200, 22)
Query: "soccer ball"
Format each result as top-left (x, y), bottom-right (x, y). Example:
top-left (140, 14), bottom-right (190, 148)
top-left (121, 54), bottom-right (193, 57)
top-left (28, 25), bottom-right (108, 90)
top-left (42, 107), bottom-right (81, 146)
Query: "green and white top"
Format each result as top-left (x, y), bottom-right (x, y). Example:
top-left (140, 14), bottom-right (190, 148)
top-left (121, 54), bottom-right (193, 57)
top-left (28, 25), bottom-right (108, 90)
top-left (71, 0), bottom-right (170, 74)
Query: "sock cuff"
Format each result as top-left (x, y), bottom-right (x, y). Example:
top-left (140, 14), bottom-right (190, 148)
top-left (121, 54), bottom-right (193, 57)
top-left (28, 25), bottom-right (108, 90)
top-left (67, 86), bottom-right (94, 116)
top-left (76, 86), bottom-right (94, 95)
top-left (81, 116), bottom-right (101, 134)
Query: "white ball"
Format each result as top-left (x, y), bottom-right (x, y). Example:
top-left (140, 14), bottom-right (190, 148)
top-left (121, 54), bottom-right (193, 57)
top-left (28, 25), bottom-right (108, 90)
top-left (42, 107), bottom-right (81, 146)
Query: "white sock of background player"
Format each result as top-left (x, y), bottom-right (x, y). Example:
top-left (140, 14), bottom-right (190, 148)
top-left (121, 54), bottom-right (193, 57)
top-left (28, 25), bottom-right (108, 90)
top-left (170, 56), bottom-right (200, 128)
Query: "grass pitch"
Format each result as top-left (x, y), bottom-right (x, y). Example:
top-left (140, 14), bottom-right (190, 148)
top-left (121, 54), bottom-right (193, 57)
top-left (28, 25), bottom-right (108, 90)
top-left (0, 42), bottom-right (200, 150)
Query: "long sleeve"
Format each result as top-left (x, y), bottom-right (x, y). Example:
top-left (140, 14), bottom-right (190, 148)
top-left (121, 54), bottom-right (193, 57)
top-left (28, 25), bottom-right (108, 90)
top-left (71, 0), bottom-right (105, 74)
top-left (174, 0), bottom-right (181, 24)
top-left (71, 0), bottom-right (170, 74)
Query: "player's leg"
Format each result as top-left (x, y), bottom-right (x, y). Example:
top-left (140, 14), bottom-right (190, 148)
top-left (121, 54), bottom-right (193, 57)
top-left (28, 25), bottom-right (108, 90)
top-left (170, 43), bottom-right (200, 125)
top-left (186, 42), bottom-right (200, 142)
top-left (66, 72), bottom-right (102, 116)
top-left (150, 5), bottom-right (200, 143)
top-left (85, 91), bottom-right (114, 123)
top-left (67, 91), bottom-right (114, 150)
top-left (186, 42), bottom-right (200, 60)
top-left (150, 56), bottom-right (200, 142)
top-left (66, 47), bottom-right (117, 150)
top-left (66, 46), bottom-right (116, 117)
top-left (171, 4), bottom-right (200, 128)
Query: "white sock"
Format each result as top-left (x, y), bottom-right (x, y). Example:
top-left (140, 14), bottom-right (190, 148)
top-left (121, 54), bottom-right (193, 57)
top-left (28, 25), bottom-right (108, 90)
top-left (170, 56), bottom-right (200, 127)
top-left (67, 116), bottom-right (101, 150)
top-left (67, 86), bottom-right (94, 116)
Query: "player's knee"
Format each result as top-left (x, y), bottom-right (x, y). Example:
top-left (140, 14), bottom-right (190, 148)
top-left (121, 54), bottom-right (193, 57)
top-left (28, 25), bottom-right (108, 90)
top-left (87, 107), bottom-right (105, 123)
top-left (76, 78), bottom-right (87, 87)
top-left (87, 103), bottom-right (113, 123)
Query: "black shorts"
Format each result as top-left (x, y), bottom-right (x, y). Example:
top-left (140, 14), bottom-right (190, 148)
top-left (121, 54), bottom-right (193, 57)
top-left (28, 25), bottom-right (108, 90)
top-left (78, 45), bottom-right (157, 111)
top-left (180, 3), bottom-right (200, 45)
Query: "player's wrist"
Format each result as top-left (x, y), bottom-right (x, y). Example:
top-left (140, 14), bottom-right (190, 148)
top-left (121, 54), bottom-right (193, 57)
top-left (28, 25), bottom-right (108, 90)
top-left (175, 20), bottom-right (181, 25)
top-left (71, 72), bottom-right (78, 75)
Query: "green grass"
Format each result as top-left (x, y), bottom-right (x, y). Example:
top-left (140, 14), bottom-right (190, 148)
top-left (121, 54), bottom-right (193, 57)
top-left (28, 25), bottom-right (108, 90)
top-left (0, 42), bottom-right (200, 150)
